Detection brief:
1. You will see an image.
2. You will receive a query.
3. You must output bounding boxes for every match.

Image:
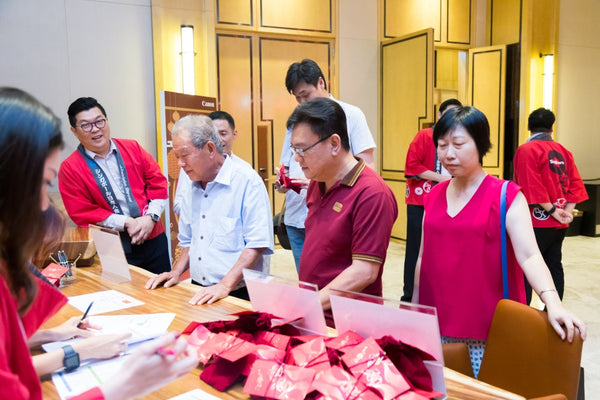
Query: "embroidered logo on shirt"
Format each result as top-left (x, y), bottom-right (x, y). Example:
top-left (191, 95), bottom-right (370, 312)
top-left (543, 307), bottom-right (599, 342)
top-left (333, 202), bottom-right (343, 212)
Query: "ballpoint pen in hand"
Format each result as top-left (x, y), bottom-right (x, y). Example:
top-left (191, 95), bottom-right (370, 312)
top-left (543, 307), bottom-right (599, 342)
top-left (77, 301), bottom-right (94, 328)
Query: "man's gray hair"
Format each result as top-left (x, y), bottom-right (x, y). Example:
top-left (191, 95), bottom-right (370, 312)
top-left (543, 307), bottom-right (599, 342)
top-left (172, 114), bottom-right (223, 154)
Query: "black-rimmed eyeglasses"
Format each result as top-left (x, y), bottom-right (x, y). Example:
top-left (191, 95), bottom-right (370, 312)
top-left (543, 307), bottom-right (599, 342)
top-left (77, 118), bottom-right (107, 132)
top-left (290, 134), bottom-right (332, 157)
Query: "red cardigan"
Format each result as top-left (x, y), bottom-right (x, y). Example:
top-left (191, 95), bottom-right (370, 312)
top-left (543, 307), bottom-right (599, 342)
top-left (58, 138), bottom-right (167, 239)
top-left (0, 273), bottom-right (104, 399)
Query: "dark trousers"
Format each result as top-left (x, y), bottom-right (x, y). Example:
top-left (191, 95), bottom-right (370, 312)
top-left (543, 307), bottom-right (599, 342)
top-left (191, 279), bottom-right (250, 301)
top-left (402, 204), bottom-right (425, 302)
top-left (525, 227), bottom-right (567, 304)
top-left (120, 231), bottom-right (171, 275)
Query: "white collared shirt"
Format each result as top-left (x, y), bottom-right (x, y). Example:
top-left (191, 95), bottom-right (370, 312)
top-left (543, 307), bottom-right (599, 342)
top-left (178, 156), bottom-right (274, 287)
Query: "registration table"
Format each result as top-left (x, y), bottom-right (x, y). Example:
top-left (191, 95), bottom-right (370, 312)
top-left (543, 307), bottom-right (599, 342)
top-left (40, 264), bottom-right (524, 400)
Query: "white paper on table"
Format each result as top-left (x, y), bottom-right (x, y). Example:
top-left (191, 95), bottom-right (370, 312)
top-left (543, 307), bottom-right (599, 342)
top-left (169, 389), bottom-right (224, 400)
top-left (68, 290), bottom-right (144, 315)
top-left (42, 313), bottom-right (176, 353)
top-left (51, 353), bottom-right (128, 400)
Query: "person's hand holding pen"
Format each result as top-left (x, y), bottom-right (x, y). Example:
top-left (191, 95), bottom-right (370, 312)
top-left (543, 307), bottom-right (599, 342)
top-left (99, 332), bottom-right (198, 400)
top-left (77, 301), bottom-right (94, 328)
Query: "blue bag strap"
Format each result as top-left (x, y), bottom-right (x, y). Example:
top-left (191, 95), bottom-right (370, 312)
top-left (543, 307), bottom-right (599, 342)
top-left (500, 180), bottom-right (509, 299)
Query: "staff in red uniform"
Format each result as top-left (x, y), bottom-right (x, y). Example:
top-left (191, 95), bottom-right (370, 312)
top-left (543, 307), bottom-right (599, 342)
top-left (513, 108), bottom-right (588, 304)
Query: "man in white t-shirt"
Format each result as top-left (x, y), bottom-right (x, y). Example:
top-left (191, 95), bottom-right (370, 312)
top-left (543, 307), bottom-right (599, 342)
top-left (275, 59), bottom-right (376, 270)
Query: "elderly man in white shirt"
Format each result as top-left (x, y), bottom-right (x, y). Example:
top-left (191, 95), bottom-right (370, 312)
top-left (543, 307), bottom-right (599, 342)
top-left (145, 114), bottom-right (273, 304)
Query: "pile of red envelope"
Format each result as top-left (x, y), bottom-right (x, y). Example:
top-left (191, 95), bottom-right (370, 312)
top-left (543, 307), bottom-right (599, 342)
top-left (182, 311), bottom-right (444, 400)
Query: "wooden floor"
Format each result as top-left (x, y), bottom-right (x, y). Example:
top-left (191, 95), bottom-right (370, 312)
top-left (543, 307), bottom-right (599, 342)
top-left (271, 235), bottom-right (600, 397)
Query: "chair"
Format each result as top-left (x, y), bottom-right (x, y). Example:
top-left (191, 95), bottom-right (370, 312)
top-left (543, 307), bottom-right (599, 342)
top-left (476, 299), bottom-right (583, 400)
top-left (442, 342), bottom-right (474, 377)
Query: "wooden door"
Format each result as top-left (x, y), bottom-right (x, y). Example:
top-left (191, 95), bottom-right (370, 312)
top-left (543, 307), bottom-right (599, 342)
top-left (467, 45), bottom-right (507, 178)
top-left (216, 33), bottom-right (333, 211)
top-left (381, 29), bottom-right (434, 240)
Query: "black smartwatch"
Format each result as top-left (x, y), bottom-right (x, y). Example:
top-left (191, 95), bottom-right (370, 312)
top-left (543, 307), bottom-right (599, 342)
top-left (62, 344), bottom-right (80, 372)
top-left (149, 213), bottom-right (160, 223)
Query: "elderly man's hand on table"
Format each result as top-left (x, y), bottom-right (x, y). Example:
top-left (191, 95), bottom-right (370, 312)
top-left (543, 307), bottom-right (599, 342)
top-left (145, 270), bottom-right (181, 290)
top-left (188, 283), bottom-right (231, 305)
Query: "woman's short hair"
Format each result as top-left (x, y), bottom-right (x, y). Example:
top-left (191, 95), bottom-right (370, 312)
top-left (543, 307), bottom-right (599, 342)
top-left (433, 106), bottom-right (491, 164)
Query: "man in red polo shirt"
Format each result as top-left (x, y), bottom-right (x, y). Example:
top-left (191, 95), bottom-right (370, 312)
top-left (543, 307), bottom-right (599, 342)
top-left (286, 97), bottom-right (398, 325)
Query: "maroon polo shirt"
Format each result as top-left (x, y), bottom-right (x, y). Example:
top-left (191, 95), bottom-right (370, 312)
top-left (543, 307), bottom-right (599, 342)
top-left (299, 159), bottom-right (398, 297)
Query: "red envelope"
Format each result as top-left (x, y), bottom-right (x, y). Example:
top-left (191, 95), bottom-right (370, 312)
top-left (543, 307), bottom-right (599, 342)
top-left (278, 164), bottom-right (302, 193)
top-left (41, 262), bottom-right (69, 287)
top-left (325, 330), bottom-right (365, 351)
top-left (242, 344), bottom-right (287, 376)
top-left (312, 365), bottom-right (381, 400)
top-left (243, 360), bottom-right (315, 400)
top-left (191, 332), bottom-right (255, 365)
top-left (342, 337), bottom-right (411, 400)
top-left (212, 333), bottom-right (257, 363)
top-left (288, 337), bottom-right (331, 373)
top-left (256, 330), bottom-right (292, 351)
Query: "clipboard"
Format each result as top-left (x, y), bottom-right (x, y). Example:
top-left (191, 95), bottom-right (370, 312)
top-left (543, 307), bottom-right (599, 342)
top-left (89, 225), bottom-right (131, 283)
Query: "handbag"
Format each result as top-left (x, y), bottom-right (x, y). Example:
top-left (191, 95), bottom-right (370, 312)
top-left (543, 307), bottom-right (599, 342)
top-left (500, 180), bottom-right (509, 299)
top-left (273, 200), bottom-right (291, 250)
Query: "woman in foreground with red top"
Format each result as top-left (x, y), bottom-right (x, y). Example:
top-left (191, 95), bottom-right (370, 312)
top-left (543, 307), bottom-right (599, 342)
top-left (413, 106), bottom-right (586, 377)
top-left (0, 87), bottom-right (197, 400)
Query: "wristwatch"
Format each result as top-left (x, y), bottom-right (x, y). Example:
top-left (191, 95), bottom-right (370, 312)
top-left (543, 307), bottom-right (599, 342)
top-left (148, 213), bottom-right (160, 223)
top-left (62, 344), bottom-right (80, 372)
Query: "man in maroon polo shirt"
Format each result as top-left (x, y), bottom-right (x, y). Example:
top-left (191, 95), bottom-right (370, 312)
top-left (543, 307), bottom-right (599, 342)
top-left (286, 97), bottom-right (398, 325)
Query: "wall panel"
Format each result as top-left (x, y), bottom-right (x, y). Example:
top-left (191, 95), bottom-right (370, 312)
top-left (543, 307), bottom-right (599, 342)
top-left (217, 0), bottom-right (253, 26)
top-left (260, 0), bottom-right (332, 33)
top-left (447, 0), bottom-right (471, 44)
top-left (490, 0), bottom-right (521, 45)
top-left (381, 30), bottom-right (433, 178)
top-left (384, 0), bottom-right (441, 41)
top-left (468, 45), bottom-right (506, 177)
top-left (216, 34), bottom-right (255, 165)
top-left (259, 38), bottom-right (331, 175)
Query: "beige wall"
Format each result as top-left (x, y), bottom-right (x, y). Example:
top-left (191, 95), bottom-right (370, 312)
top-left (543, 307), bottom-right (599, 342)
top-left (555, 0), bottom-right (600, 179)
top-left (338, 0), bottom-right (379, 163)
top-left (0, 0), bottom-right (156, 159)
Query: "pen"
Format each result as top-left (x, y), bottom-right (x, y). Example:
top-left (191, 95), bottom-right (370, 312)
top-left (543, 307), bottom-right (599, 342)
top-left (77, 301), bottom-right (94, 328)
top-left (156, 332), bottom-right (182, 356)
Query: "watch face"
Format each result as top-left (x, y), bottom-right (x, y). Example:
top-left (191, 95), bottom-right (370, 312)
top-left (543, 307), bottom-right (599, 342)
top-left (150, 213), bottom-right (159, 222)
top-left (63, 345), bottom-right (80, 372)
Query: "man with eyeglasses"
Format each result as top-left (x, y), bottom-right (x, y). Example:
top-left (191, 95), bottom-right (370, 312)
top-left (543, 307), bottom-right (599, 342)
top-left (275, 58), bottom-right (376, 272)
top-left (58, 97), bottom-right (171, 274)
top-left (287, 97), bottom-right (397, 326)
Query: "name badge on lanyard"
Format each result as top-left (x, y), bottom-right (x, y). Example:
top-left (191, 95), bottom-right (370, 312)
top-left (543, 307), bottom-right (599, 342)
top-left (77, 144), bottom-right (141, 218)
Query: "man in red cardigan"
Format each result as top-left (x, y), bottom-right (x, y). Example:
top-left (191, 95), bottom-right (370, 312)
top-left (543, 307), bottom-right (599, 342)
top-left (58, 97), bottom-right (170, 274)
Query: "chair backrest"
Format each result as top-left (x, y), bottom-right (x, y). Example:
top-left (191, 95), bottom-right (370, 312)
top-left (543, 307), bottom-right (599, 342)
top-left (442, 342), bottom-right (474, 377)
top-left (478, 299), bottom-right (583, 400)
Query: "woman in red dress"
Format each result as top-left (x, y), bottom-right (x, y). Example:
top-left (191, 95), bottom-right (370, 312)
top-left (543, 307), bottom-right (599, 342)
top-left (413, 106), bottom-right (586, 376)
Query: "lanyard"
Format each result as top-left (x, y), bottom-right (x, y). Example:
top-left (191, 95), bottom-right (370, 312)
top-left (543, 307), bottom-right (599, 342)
top-left (77, 143), bottom-right (141, 217)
